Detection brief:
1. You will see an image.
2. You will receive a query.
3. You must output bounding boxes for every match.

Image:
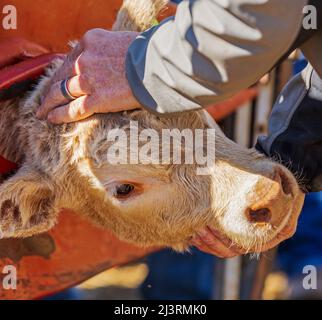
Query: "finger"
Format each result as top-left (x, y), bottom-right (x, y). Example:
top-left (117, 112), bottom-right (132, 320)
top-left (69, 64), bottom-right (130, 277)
top-left (207, 227), bottom-right (246, 255)
top-left (68, 75), bottom-right (91, 96)
top-left (74, 52), bottom-right (86, 75)
top-left (191, 229), bottom-right (237, 258)
top-left (190, 236), bottom-right (226, 258)
top-left (37, 76), bottom-right (91, 119)
top-left (66, 42), bottom-right (84, 75)
top-left (47, 95), bottom-right (95, 124)
top-left (198, 227), bottom-right (245, 256)
top-left (70, 42), bottom-right (84, 62)
top-left (191, 236), bottom-right (236, 258)
top-left (48, 43), bottom-right (84, 87)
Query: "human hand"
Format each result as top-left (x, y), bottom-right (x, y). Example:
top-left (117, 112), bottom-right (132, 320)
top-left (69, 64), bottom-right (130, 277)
top-left (191, 222), bottom-right (298, 258)
top-left (36, 29), bottom-right (140, 124)
top-left (190, 227), bottom-right (243, 258)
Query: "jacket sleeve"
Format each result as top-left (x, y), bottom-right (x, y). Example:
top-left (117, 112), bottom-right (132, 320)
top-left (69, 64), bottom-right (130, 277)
top-left (126, 0), bottom-right (308, 115)
top-left (256, 64), bottom-right (322, 192)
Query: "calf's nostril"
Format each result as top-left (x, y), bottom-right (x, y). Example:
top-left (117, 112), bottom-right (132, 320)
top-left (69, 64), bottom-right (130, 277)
top-left (275, 168), bottom-right (294, 197)
top-left (248, 208), bottom-right (271, 224)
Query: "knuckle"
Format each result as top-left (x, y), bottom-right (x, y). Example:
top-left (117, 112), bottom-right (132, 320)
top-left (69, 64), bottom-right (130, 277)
top-left (82, 97), bottom-right (96, 114)
top-left (79, 104), bottom-right (89, 116)
top-left (78, 74), bottom-right (92, 91)
top-left (76, 53), bottom-right (88, 69)
top-left (83, 28), bottom-right (107, 43)
top-left (46, 82), bottom-right (60, 103)
top-left (83, 30), bottom-right (94, 43)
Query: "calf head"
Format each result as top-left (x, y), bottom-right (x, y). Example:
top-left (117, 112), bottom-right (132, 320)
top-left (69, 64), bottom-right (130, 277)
top-left (61, 109), bottom-right (304, 252)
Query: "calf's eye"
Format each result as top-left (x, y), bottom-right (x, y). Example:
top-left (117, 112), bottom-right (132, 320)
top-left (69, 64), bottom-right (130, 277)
top-left (115, 184), bottom-right (135, 197)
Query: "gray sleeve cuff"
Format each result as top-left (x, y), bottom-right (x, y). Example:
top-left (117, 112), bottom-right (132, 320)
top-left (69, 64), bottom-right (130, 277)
top-left (125, 25), bottom-right (160, 115)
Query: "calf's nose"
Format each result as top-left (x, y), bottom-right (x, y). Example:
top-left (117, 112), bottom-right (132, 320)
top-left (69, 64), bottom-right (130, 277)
top-left (246, 167), bottom-right (295, 226)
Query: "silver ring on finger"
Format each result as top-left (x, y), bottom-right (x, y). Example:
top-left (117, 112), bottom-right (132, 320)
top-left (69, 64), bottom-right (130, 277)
top-left (60, 78), bottom-right (76, 101)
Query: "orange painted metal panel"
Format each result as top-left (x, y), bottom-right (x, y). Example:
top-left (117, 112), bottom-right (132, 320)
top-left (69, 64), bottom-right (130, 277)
top-left (206, 88), bottom-right (258, 122)
top-left (0, 210), bottom-right (155, 300)
top-left (0, 0), bottom-right (177, 52)
top-left (0, 0), bottom-right (123, 52)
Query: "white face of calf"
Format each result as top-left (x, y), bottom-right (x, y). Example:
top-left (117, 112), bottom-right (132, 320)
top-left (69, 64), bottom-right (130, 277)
top-left (87, 110), bottom-right (304, 253)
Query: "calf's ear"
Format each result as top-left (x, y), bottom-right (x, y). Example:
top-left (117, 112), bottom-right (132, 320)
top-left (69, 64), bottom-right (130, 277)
top-left (0, 166), bottom-right (57, 239)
